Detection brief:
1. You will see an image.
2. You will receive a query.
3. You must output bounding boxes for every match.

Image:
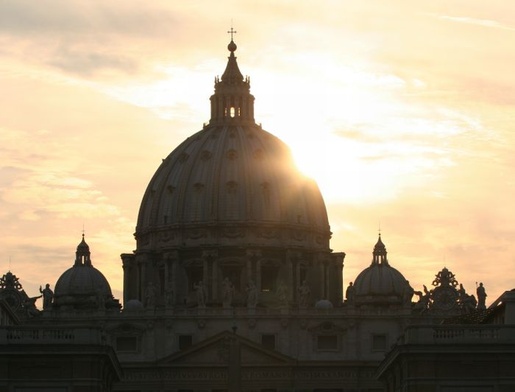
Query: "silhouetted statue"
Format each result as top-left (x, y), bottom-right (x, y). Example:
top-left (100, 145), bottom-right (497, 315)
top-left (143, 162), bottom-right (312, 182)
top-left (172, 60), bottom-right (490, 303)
top-left (194, 281), bottom-right (206, 307)
top-left (403, 281), bottom-right (414, 305)
top-left (145, 282), bottom-right (156, 308)
top-left (23, 295), bottom-right (41, 318)
top-left (462, 293), bottom-right (477, 313)
top-left (458, 283), bottom-right (466, 300)
top-left (298, 280), bottom-right (311, 307)
top-left (477, 282), bottom-right (487, 310)
top-left (39, 283), bottom-right (53, 310)
top-left (457, 284), bottom-right (476, 313)
top-left (246, 280), bottom-right (258, 308)
top-left (222, 277), bottom-right (234, 307)
top-left (414, 285), bottom-right (431, 313)
top-left (346, 282), bottom-right (355, 303)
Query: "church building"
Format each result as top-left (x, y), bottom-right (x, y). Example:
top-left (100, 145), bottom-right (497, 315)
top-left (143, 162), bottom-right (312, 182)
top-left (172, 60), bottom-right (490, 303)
top-left (1, 36), bottom-right (514, 392)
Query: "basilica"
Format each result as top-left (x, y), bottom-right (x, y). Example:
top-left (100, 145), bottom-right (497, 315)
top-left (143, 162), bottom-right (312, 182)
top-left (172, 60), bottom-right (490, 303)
top-left (1, 37), bottom-right (515, 392)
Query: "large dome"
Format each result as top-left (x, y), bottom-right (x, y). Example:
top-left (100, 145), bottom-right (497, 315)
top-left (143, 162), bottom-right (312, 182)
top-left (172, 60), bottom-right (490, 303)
top-left (135, 40), bottom-right (330, 252)
top-left (136, 124), bottom-right (330, 251)
top-left (122, 39), bottom-right (343, 309)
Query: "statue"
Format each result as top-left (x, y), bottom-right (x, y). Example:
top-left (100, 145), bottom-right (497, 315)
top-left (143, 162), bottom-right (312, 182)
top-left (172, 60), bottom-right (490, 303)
top-left (276, 281), bottom-right (288, 306)
top-left (145, 282), bottom-right (156, 308)
top-left (403, 281), bottom-right (414, 305)
top-left (458, 283), bottom-right (466, 300)
top-left (413, 285), bottom-right (431, 313)
top-left (476, 282), bottom-right (487, 310)
top-left (222, 277), bottom-right (234, 307)
top-left (23, 295), bottom-right (41, 318)
top-left (345, 282), bottom-right (355, 303)
top-left (457, 284), bottom-right (476, 313)
top-left (462, 293), bottom-right (477, 313)
top-left (39, 283), bottom-right (53, 310)
top-left (194, 281), bottom-right (206, 307)
top-left (246, 280), bottom-right (258, 308)
top-left (298, 280), bottom-right (311, 307)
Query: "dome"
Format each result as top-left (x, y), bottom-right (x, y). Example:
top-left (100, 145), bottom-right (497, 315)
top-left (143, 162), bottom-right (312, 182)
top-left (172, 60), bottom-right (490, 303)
top-left (124, 299), bottom-right (144, 311)
top-left (136, 125), bottom-right (329, 251)
top-left (122, 39), bottom-right (344, 309)
top-left (315, 299), bottom-right (334, 309)
top-left (54, 235), bottom-right (120, 310)
top-left (135, 41), bottom-right (331, 253)
top-left (353, 235), bottom-right (408, 304)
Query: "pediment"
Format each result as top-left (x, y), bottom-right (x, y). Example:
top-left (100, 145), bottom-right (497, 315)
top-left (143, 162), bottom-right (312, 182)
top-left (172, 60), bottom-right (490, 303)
top-left (158, 331), bottom-right (295, 366)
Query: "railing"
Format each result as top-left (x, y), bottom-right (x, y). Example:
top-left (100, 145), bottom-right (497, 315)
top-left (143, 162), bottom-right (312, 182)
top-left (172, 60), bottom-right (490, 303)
top-left (0, 327), bottom-right (105, 345)
top-left (401, 325), bottom-right (515, 344)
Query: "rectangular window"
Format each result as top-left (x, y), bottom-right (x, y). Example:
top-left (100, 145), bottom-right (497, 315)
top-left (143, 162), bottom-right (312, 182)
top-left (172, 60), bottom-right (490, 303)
top-left (372, 334), bottom-right (387, 352)
top-left (179, 335), bottom-right (193, 350)
top-left (116, 336), bottom-right (138, 352)
top-left (261, 334), bottom-right (276, 350)
top-left (317, 335), bottom-right (338, 351)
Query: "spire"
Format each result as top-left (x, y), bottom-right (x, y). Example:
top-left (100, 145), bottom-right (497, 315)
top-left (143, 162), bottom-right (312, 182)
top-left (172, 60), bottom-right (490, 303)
top-left (372, 233), bottom-right (388, 265)
top-left (209, 30), bottom-right (255, 125)
top-left (74, 234), bottom-right (92, 267)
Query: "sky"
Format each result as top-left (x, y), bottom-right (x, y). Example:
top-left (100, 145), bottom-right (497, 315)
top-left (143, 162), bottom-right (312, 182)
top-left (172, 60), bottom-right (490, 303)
top-left (1, 0), bottom-right (515, 306)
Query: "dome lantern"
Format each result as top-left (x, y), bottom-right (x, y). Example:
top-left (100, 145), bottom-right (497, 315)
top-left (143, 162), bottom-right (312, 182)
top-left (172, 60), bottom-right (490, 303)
top-left (372, 233), bottom-right (388, 266)
top-left (74, 233), bottom-right (92, 266)
top-left (209, 34), bottom-right (255, 126)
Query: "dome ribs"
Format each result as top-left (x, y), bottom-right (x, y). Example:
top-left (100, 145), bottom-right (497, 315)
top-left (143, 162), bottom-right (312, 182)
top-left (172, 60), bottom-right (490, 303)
top-left (134, 40), bottom-right (332, 253)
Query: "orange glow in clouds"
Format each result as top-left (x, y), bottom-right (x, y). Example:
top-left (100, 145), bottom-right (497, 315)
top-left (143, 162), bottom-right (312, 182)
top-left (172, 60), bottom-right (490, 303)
top-left (1, 1), bottom-right (515, 305)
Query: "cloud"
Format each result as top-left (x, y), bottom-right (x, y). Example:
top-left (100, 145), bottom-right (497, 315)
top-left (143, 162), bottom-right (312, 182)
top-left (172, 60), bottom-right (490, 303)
top-left (0, 1), bottom-right (177, 37)
top-left (439, 15), bottom-right (515, 32)
top-left (0, 1), bottom-right (185, 78)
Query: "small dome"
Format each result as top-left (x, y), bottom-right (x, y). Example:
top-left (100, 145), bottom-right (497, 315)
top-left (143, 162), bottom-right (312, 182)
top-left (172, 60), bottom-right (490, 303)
top-left (353, 235), bottom-right (408, 304)
top-left (315, 299), bottom-right (334, 309)
top-left (354, 264), bottom-right (407, 297)
top-left (124, 299), bottom-right (144, 311)
top-left (53, 235), bottom-right (120, 311)
top-left (55, 265), bottom-right (112, 298)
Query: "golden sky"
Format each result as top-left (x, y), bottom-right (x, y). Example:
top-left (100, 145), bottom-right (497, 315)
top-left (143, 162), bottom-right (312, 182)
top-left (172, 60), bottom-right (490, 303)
top-left (1, 0), bottom-right (514, 305)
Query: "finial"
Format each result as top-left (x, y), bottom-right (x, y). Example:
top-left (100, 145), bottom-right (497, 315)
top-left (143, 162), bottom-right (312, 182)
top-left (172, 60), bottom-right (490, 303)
top-left (227, 26), bottom-right (237, 53)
